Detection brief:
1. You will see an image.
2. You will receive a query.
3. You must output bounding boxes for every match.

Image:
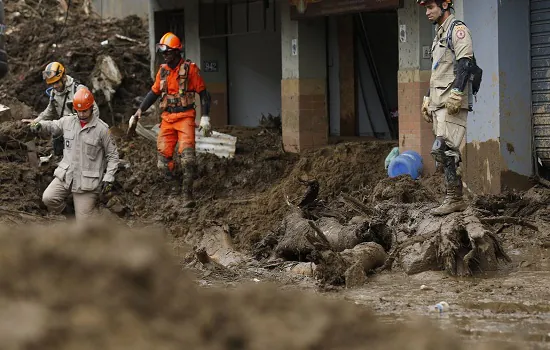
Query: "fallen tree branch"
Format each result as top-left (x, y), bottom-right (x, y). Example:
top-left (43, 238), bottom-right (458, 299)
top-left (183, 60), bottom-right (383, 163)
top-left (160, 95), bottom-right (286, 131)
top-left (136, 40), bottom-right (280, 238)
top-left (340, 193), bottom-right (373, 216)
top-left (307, 220), bottom-right (333, 250)
top-left (480, 216), bottom-right (538, 231)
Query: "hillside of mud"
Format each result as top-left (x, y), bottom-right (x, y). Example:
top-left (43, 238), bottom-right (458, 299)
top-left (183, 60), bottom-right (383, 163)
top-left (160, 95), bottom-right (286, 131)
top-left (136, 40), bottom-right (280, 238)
top-left (1, 0), bottom-right (151, 123)
top-left (114, 126), bottom-right (399, 249)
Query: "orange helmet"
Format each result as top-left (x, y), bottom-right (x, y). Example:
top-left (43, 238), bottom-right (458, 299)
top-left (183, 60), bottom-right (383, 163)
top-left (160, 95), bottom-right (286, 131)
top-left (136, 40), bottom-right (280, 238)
top-left (42, 61), bottom-right (65, 85)
top-left (73, 88), bottom-right (95, 112)
top-left (417, 0), bottom-right (453, 6)
top-left (156, 32), bottom-right (182, 52)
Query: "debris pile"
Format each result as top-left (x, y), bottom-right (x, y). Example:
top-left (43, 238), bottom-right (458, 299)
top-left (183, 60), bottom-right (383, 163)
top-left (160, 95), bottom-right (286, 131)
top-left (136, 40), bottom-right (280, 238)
top-left (0, 221), bottom-right (521, 350)
top-left (1, 0), bottom-right (151, 123)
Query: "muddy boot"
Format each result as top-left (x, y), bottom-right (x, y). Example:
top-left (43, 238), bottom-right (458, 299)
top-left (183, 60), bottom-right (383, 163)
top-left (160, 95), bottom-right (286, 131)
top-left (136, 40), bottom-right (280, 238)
top-left (180, 148), bottom-right (196, 208)
top-left (431, 186), bottom-right (467, 216)
top-left (431, 156), bottom-right (467, 216)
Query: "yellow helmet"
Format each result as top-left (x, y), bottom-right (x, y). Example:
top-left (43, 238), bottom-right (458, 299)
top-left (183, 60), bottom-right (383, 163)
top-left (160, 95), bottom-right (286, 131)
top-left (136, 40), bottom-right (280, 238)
top-left (42, 62), bottom-right (65, 85)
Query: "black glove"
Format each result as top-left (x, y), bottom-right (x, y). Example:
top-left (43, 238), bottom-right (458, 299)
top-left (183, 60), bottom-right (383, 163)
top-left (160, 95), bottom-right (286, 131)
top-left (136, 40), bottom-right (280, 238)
top-left (101, 181), bottom-right (113, 194)
top-left (30, 122), bottom-right (42, 133)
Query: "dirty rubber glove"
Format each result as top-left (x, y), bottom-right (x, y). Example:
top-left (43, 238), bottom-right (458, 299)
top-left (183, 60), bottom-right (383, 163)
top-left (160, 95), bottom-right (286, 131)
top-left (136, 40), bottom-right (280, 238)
top-left (199, 115), bottom-right (212, 137)
top-left (445, 89), bottom-right (464, 115)
top-left (29, 122), bottom-right (42, 133)
top-left (421, 96), bottom-right (432, 123)
top-left (101, 181), bottom-right (113, 194)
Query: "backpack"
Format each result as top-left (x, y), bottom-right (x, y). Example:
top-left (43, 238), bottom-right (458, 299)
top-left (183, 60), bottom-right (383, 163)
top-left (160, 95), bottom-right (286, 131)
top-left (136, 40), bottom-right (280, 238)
top-left (446, 20), bottom-right (483, 97)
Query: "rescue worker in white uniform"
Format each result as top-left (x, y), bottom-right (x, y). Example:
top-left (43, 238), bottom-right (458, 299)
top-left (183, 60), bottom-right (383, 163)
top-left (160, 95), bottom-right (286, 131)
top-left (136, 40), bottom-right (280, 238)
top-left (30, 88), bottom-right (119, 221)
top-left (418, 0), bottom-right (475, 215)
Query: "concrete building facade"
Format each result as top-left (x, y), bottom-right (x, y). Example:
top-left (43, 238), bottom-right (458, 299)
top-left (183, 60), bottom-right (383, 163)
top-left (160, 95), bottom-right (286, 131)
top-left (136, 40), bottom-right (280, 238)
top-left (147, 0), bottom-right (541, 194)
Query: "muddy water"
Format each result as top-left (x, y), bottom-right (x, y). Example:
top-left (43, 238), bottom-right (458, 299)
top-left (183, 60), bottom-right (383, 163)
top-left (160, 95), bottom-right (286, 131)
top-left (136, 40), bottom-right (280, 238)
top-left (344, 247), bottom-right (550, 348)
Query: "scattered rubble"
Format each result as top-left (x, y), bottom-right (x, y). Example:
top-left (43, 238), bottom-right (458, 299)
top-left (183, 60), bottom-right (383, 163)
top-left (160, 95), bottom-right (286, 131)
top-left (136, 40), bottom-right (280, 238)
top-left (0, 221), bottom-right (520, 350)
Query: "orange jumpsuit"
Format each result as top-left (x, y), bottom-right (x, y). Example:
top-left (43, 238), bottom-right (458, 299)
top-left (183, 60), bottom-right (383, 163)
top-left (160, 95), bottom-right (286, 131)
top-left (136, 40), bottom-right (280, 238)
top-left (151, 59), bottom-right (206, 172)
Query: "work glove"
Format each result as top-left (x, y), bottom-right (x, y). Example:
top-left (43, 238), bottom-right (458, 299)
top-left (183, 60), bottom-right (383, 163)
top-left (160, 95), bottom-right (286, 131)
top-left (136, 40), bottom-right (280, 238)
top-left (421, 96), bottom-right (432, 123)
top-left (29, 122), bottom-right (42, 133)
top-left (131, 109), bottom-right (142, 122)
top-left (445, 89), bottom-right (464, 115)
top-left (127, 109), bottom-right (141, 136)
top-left (199, 115), bottom-right (212, 137)
top-left (101, 181), bottom-right (113, 194)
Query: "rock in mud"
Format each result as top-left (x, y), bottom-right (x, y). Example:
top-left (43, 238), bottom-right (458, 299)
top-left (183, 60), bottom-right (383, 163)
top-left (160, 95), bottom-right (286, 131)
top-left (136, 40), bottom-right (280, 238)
top-left (286, 262), bottom-right (316, 277)
top-left (198, 225), bottom-right (249, 267)
top-left (311, 242), bottom-right (387, 288)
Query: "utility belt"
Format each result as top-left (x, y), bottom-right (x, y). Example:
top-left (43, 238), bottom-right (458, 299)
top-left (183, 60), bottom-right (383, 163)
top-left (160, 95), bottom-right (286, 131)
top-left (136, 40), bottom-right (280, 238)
top-left (165, 105), bottom-right (194, 113)
top-left (160, 93), bottom-right (196, 113)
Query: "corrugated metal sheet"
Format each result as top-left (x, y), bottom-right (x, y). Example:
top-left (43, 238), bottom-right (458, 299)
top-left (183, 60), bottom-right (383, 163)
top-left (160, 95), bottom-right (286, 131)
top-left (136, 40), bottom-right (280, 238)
top-left (136, 122), bottom-right (237, 158)
top-left (531, 0), bottom-right (550, 166)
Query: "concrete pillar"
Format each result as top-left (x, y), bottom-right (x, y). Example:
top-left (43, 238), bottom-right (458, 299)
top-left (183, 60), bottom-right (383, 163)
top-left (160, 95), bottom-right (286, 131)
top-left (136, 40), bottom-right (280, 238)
top-left (281, 1), bottom-right (328, 152)
top-left (463, 0), bottom-right (532, 194)
top-left (184, 0), bottom-right (201, 64)
top-left (397, 1), bottom-right (435, 172)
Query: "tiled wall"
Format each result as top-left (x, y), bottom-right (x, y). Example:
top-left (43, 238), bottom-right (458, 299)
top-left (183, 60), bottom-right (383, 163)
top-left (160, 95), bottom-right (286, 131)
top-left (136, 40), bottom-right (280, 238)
top-left (397, 69), bottom-right (435, 174)
top-left (282, 78), bottom-right (327, 152)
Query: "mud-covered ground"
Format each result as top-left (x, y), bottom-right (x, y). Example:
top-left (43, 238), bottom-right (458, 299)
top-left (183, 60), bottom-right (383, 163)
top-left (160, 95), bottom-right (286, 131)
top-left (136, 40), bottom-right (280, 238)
top-left (1, 1), bottom-right (549, 347)
top-left (0, 221), bottom-right (532, 350)
top-left (1, 114), bottom-right (549, 347)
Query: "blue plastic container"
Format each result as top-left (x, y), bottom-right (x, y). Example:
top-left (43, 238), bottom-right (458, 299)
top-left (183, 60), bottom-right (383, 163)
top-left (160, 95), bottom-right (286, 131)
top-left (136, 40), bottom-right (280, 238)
top-left (387, 150), bottom-right (423, 180)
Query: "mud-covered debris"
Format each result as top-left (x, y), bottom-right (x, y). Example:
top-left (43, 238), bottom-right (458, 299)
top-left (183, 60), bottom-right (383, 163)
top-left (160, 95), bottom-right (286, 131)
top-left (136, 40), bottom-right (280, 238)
top-left (1, 0), bottom-right (151, 123)
top-left (309, 241), bottom-right (387, 288)
top-left (0, 221), bottom-right (513, 350)
top-left (388, 209), bottom-right (511, 276)
top-left (371, 175), bottom-right (437, 203)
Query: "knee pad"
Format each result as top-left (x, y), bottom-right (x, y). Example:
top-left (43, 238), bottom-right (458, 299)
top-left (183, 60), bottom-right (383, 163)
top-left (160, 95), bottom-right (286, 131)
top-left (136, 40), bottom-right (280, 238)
top-left (430, 136), bottom-right (448, 163)
top-left (157, 156), bottom-right (171, 171)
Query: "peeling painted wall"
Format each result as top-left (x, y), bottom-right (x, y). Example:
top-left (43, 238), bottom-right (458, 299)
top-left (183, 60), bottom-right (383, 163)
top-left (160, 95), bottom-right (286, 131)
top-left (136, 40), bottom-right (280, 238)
top-left (464, 0), bottom-right (500, 142)
top-left (462, 0), bottom-right (532, 192)
top-left (398, 1), bottom-right (433, 71)
top-left (281, 2), bottom-right (299, 79)
top-left (497, 0), bottom-right (532, 178)
top-left (398, 0), bottom-right (420, 69)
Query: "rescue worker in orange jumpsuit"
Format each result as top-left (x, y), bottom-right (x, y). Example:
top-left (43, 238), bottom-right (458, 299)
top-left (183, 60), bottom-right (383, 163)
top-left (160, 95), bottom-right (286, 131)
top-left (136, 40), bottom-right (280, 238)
top-left (131, 32), bottom-right (211, 207)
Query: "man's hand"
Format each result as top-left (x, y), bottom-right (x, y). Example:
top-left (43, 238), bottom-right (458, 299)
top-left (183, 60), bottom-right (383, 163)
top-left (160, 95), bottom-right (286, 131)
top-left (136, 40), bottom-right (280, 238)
top-left (199, 115), bottom-right (212, 137)
top-left (132, 109), bottom-right (142, 121)
top-left (421, 96), bottom-right (432, 123)
top-left (445, 89), bottom-right (464, 115)
top-left (29, 122), bottom-right (42, 133)
top-left (21, 118), bottom-right (35, 124)
top-left (127, 109), bottom-right (141, 136)
top-left (101, 181), bottom-right (113, 194)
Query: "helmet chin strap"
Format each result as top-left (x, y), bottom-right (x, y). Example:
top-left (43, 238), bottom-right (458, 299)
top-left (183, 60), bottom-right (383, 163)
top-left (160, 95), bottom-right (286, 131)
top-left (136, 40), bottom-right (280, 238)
top-left (432, 5), bottom-right (450, 25)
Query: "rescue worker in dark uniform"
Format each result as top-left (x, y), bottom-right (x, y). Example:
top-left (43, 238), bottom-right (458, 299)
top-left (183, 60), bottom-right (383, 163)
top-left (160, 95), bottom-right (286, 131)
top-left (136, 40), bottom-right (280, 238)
top-left (418, 0), bottom-right (475, 215)
top-left (131, 32), bottom-right (212, 207)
